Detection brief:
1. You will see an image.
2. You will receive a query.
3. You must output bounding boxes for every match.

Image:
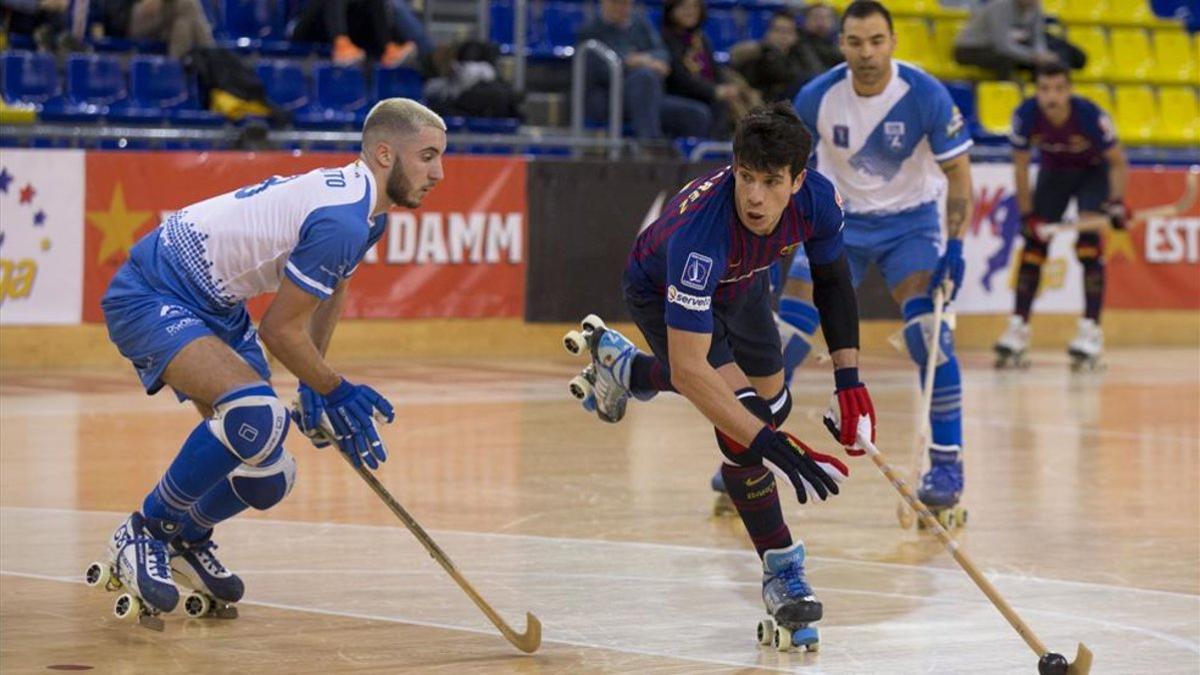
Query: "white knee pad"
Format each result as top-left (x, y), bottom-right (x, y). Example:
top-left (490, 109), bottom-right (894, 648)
top-left (229, 450), bottom-right (297, 511)
top-left (207, 384), bottom-right (290, 465)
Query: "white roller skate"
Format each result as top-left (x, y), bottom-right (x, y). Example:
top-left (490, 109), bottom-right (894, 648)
top-left (563, 314), bottom-right (645, 423)
top-left (171, 531), bottom-right (242, 619)
top-left (1067, 318), bottom-right (1104, 372)
top-left (84, 512), bottom-right (179, 631)
top-left (993, 316), bottom-right (1030, 370)
top-left (917, 445), bottom-right (968, 530)
top-left (756, 542), bottom-right (821, 653)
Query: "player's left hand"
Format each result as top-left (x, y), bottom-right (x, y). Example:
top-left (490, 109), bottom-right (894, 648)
top-left (292, 382), bottom-right (331, 448)
top-left (824, 368), bottom-right (875, 456)
top-left (323, 379), bottom-right (396, 470)
top-left (928, 238), bottom-right (965, 300)
top-left (1104, 199), bottom-right (1129, 230)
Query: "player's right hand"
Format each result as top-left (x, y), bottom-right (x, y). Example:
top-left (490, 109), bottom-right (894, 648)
top-left (1104, 199), bottom-right (1129, 230)
top-left (1021, 213), bottom-right (1048, 243)
top-left (323, 379), bottom-right (395, 470)
top-left (749, 428), bottom-right (848, 504)
top-left (293, 382), bottom-right (332, 448)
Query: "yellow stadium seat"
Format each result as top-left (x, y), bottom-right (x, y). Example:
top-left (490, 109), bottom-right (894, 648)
top-left (1105, 0), bottom-right (1155, 26)
top-left (1070, 26), bottom-right (1112, 82)
top-left (1152, 29), bottom-right (1197, 84)
top-left (1072, 82), bottom-right (1114, 112)
top-left (927, 18), bottom-right (965, 79)
top-left (1113, 85), bottom-right (1158, 144)
top-left (892, 18), bottom-right (933, 70)
top-left (1155, 86), bottom-right (1200, 145)
top-left (1109, 27), bottom-right (1155, 81)
top-left (977, 81), bottom-right (1024, 135)
top-left (1056, 0), bottom-right (1105, 24)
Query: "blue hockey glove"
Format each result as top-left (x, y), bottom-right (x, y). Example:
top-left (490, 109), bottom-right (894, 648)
top-left (928, 238), bottom-right (965, 300)
top-left (323, 379), bottom-right (395, 470)
top-left (293, 382), bottom-right (331, 448)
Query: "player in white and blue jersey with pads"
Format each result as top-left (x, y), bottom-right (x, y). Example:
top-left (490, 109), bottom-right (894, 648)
top-left (95, 99), bottom-right (447, 617)
top-left (786, 1), bottom-right (974, 521)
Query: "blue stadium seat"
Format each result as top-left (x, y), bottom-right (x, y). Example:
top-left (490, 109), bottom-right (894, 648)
top-left (490, 2), bottom-right (515, 48)
top-left (294, 63), bottom-right (368, 128)
top-left (110, 56), bottom-right (223, 125)
top-left (705, 9), bottom-right (743, 53)
top-left (256, 60), bottom-right (311, 111)
top-left (1, 51), bottom-right (62, 110)
top-left (41, 54), bottom-right (128, 122)
top-left (375, 65), bottom-right (424, 100)
top-left (541, 3), bottom-right (588, 53)
top-left (465, 117), bottom-right (520, 134)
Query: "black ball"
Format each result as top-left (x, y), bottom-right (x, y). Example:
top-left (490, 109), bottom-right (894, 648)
top-left (1038, 652), bottom-right (1069, 675)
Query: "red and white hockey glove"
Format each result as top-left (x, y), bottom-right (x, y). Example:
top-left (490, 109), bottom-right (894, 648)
top-left (1104, 199), bottom-right (1129, 230)
top-left (823, 368), bottom-right (875, 456)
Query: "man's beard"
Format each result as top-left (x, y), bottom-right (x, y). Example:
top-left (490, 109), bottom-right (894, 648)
top-left (386, 162), bottom-right (423, 209)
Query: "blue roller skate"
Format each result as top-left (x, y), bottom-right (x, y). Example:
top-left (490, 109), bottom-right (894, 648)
top-left (171, 531), bottom-right (242, 619)
top-left (917, 444), bottom-right (968, 530)
top-left (757, 541), bottom-right (821, 653)
top-left (711, 466), bottom-right (735, 517)
top-left (84, 512), bottom-right (179, 631)
top-left (563, 314), bottom-right (648, 423)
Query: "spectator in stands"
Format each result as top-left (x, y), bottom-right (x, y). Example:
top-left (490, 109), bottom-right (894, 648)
top-left (797, 3), bottom-right (843, 73)
top-left (659, 0), bottom-right (759, 138)
top-left (577, 0), bottom-right (710, 142)
top-left (1, 0), bottom-right (66, 44)
top-left (953, 0), bottom-right (1085, 79)
top-left (291, 0), bottom-right (416, 67)
top-left (730, 10), bottom-right (814, 102)
top-left (87, 0), bottom-right (215, 59)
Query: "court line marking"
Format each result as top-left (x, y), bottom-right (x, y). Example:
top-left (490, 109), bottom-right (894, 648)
top-left (4, 504), bottom-right (1196, 602)
top-left (0, 570), bottom-right (795, 673)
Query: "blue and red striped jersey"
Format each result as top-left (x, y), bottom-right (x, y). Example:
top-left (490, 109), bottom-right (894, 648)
top-left (625, 165), bottom-right (845, 333)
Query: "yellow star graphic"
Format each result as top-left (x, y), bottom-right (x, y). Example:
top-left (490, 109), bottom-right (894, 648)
top-left (1104, 223), bottom-right (1136, 262)
top-left (87, 183), bottom-right (151, 264)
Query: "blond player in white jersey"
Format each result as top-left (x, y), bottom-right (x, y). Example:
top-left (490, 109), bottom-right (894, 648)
top-left (88, 99), bottom-right (446, 624)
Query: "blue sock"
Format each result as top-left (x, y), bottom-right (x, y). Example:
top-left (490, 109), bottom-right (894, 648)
top-left (142, 421), bottom-right (240, 533)
top-left (178, 480), bottom-right (247, 542)
top-left (902, 297), bottom-right (963, 450)
top-left (779, 298), bottom-right (820, 382)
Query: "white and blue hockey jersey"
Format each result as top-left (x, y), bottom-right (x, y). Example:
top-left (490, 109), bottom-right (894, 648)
top-left (130, 160), bottom-right (387, 311)
top-left (793, 61), bottom-right (972, 217)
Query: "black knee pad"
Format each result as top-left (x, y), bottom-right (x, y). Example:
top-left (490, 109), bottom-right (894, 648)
top-left (767, 388), bottom-right (792, 428)
top-left (715, 388), bottom-right (773, 464)
top-left (1021, 233), bottom-right (1049, 265)
top-left (1076, 232), bottom-right (1103, 266)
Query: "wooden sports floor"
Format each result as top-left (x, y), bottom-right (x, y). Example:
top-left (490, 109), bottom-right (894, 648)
top-left (1, 347), bottom-right (1197, 674)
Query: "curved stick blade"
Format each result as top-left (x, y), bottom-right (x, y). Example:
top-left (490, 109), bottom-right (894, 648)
top-left (1067, 643), bottom-right (1093, 675)
top-left (504, 612), bottom-right (542, 653)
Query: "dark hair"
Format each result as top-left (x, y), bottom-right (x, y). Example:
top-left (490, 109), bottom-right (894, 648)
top-left (663, 0), bottom-right (706, 31)
top-left (732, 102), bottom-right (812, 179)
top-left (840, 0), bottom-right (893, 32)
top-left (1034, 61), bottom-right (1071, 82)
top-left (769, 9), bottom-right (798, 29)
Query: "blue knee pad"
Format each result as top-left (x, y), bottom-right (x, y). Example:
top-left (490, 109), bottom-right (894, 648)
top-left (778, 298), bottom-right (820, 382)
top-left (228, 448), bottom-right (297, 510)
top-left (902, 297), bottom-right (963, 449)
top-left (207, 383), bottom-right (290, 465)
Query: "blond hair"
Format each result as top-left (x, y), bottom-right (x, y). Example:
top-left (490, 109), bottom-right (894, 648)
top-left (361, 98), bottom-right (446, 146)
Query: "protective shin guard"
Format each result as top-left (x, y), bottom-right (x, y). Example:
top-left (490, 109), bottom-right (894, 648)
top-left (721, 462), bottom-right (793, 558)
top-left (142, 420), bottom-right (243, 535)
top-left (1015, 236), bottom-right (1048, 321)
top-left (629, 353), bottom-right (675, 395)
top-left (902, 297), bottom-right (963, 450)
top-left (1077, 233), bottom-right (1105, 321)
top-left (178, 448), bottom-right (296, 542)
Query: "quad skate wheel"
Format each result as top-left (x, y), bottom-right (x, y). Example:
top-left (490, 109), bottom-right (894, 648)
top-left (114, 593), bottom-right (140, 621)
top-left (184, 592), bottom-right (211, 618)
top-left (580, 314), bottom-right (606, 333)
top-left (85, 562), bottom-right (110, 588)
top-left (568, 373), bottom-right (592, 401)
top-left (756, 618), bottom-right (774, 646)
top-left (791, 626), bottom-right (819, 651)
top-left (773, 625), bottom-right (791, 652)
top-left (563, 330), bottom-right (587, 355)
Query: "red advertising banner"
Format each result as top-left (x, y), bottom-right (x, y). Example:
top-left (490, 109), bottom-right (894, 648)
top-left (83, 151), bottom-right (526, 322)
top-left (1106, 168), bottom-right (1200, 310)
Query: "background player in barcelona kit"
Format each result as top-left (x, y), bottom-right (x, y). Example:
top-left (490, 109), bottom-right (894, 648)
top-left (780, 0), bottom-right (975, 525)
top-left (90, 99), bottom-right (447, 621)
top-left (993, 61), bottom-right (1129, 370)
top-left (562, 103), bottom-right (877, 650)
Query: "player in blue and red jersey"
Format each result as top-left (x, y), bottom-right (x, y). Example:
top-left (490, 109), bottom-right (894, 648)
top-left (994, 62), bottom-right (1129, 369)
top-left (562, 103), bottom-right (875, 650)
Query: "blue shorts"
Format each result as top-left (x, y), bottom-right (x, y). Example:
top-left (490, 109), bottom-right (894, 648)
top-left (625, 273), bottom-right (783, 378)
top-left (788, 201), bottom-right (941, 291)
top-left (101, 261), bottom-right (271, 398)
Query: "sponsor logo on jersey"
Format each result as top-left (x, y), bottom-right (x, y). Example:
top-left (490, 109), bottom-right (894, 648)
top-left (680, 251), bottom-right (713, 290)
top-left (833, 125), bottom-right (849, 148)
top-left (947, 106), bottom-right (965, 137)
top-left (884, 121), bottom-right (906, 149)
top-left (780, 242), bottom-right (801, 256)
top-left (667, 284), bottom-right (711, 311)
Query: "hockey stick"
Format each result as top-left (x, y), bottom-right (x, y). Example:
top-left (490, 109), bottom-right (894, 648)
top-left (1039, 168), bottom-right (1199, 236)
top-left (894, 285), bottom-right (947, 529)
top-left (297, 403), bottom-right (543, 654)
top-left (861, 435), bottom-right (1093, 674)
